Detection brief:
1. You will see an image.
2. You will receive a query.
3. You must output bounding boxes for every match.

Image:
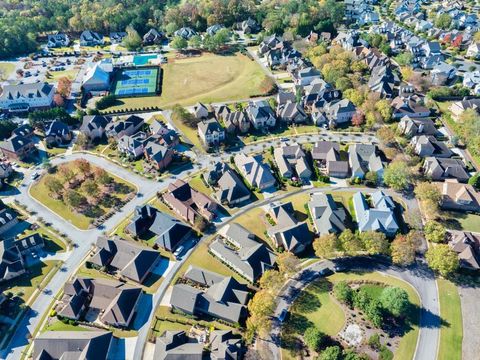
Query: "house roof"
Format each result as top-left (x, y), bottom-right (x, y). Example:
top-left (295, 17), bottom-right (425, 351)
top-left (0, 83), bottom-right (53, 102)
top-left (0, 134), bottom-right (33, 153)
top-left (45, 120), bottom-right (69, 138)
top-left (234, 153), bottom-right (276, 189)
top-left (154, 331), bottom-right (203, 359)
top-left (216, 168), bottom-right (251, 204)
top-left (0, 240), bottom-right (24, 282)
top-left (81, 115), bottom-right (111, 133)
top-left (308, 193), bottom-right (347, 235)
top-left (348, 144), bottom-right (383, 177)
top-left (353, 191), bottom-right (399, 235)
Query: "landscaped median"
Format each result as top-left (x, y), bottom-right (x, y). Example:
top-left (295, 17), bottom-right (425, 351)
top-left (29, 159), bottom-right (136, 230)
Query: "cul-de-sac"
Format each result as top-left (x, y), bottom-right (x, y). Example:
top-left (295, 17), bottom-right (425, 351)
top-left (0, 0), bottom-right (479, 359)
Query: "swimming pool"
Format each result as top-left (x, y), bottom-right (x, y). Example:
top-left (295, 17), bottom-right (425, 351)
top-left (133, 54), bottom-right (157, 66)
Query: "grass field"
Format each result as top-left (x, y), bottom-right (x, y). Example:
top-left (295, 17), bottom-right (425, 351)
top-left (44, 321), bottom-right (90, 332)
top-left (104, 53), bottom-right (268, 111)
top-left (0, 62), bottom-right (15, 80)
top-left (113, 67), bottom-right (158, 96)
top-left (437, 279), bottom-right (462, 360)
top-left (30, 162), bottom-right (136, 230)
top-left (442, 211), bottom-right (480, 233)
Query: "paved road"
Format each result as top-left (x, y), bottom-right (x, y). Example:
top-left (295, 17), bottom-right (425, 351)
top-left (264, 257), bottom-right (440, 360)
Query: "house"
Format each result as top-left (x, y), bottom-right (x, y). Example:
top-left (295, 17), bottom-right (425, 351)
top-left (0, 83), bottom-right (54, 113)
top-left (449, 99), bottom-right (480, 121)
top-left (308, 193), bottom-right (347, 235)
top-left (164, 179), bottom-right (218, 224)
top-left (245, 100), bottom-right (276, 130)
top-left (368, 65), bottom-right (397, 98)
top-left (170, 266), bottom-right (249, 324)
top-left (312, 141), bottom-right (349, 178)
top-left (462, 71), bottom-right (480, 95)
top-left (206, 24), bottom-right (225, 36)
top-left (223, 111), bottom-right (250, 134)
top-left (81, 62), bottom-right (111, 92)
top-left (80, 30), bottom-right (104, 46)
top-left (410, 135), bottom-right (452, 158)
top-left (266, 202), bottom-right (312, 254)
top-left (324, 99), bottom-right (356, 125)
top-left (143, 29), bottom-right (164, 45)
top-left (398, 116), bottom-right (437, 137)
top-left (277, 90), bottom-right (296, 106)
top-left (234, 153), bottom-right (276, 190)
top-left (423, 157), bottom-right (469, 182)
top-left (174, 27), bottom-right (197, 39)
top-left (109, 32), bottom-right (127, 44)
top-left (423, 41), bottom-right (442, 57)
top-left (273, 144), bottom-right (312, 180)
top-left (0, 161), bottom-right (13, 180)
top-left (0, 240), bottom-right (25, 282)
top-left (239, 18), bottom-right (260, 34)
top-left (431, 62), bottom-right (457, 85)
top-left (209, 330), bottom-right (243, 360)
top-left (212, 165), bottom-right (251, 206)
top-left (353, 191), bottom-right (399, 236)
top-left (209, 223), bottom-right (276, 282)
top-left (0, 134), bottom-right (36, 160)
top-left (198, 119), bottom-right (225, 147)
top-left (193, 102), bottom-right (209, 119)
top-left (87, 236), bottom-right (161, 284)
top-left (47, 33), bottom-right (70, 48)
top-left (13, 233), bottom-right (45, 255)
top-left (144, 142), bottom-right (174, 171)
top-left (293, 67), bottom-right (322, 86)
top-left (466, 42), bottom-right (480, 59)
top-left (126, 205), bottom-right (191, 252)
top-left (58, 277), bottom-right (142, 328)
top-left (80, 115), bottom-right (111, 140)
top-left (33, 331), bottom-right (113, 360)
top-left (106, 115), bottom-right (144, 138)
top-left (447, 230), bottom-right (480, 270)
top-left (12, 124), bottom-right (33, 138)
top-left (149, 120), bottom-right (180, 148)
top-left (118, 131), bottom-right (148, 159)
top-left (391, 96), bottom-right (430, 119)
top-left (348, 144), bottom-right (384, 180)
top-left (276, 102), bottom-right (308, 124)
top-left (154, 331), bottom-right (204, 359)
top-left (438, 179), bottom-right (480, 212)
top-left (44, 120), bottom-right (72, 146)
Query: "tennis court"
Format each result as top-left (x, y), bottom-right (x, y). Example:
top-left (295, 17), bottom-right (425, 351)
top-left (113, 67), bottom-right (159, 96)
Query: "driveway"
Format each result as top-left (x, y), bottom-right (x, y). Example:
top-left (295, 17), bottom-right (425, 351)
top-left (262, 257), bottom-right (440, 360)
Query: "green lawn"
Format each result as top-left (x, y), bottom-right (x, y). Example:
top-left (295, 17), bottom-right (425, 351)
top-left (44, 321), bottom-right (90, 332)
top-left (103, 52), bottom-right (269, 112)
top-left (189, 174), bottom-right (213, 196)
top-left (48, 68), bottom-right (79, 81)
top-left (437, 279), bottom-right (462, 360)
top-left (329, 272), bottom-right (420, 360)
top-left (30, 162), bottom-right (136, 230)
top-left (441, 211), bottom-right (480, 233)
top-left (0, 62), bottom-right (15, 80)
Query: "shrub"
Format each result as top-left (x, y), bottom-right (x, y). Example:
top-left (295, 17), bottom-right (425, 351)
top-left (368, 333), bottom-right (381, 350)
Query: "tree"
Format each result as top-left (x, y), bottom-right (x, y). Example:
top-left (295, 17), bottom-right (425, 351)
top-left (57, 77), bottom-right (72, 98)
top-left (468, 172), bottom-right (480, 191)
top-left (319, 346), bottom-right (342, 360)
top-left (394, 52), bottom-right (413, 66)
top-left (333, 281), bottom-right (353, 306)
top-left (365, 299), bottom-right (383, 327)
top-left (247, 290), bottom-right (275, 339)
top-left (96, 95), bottom-right (116, 110)
top-left (64, 190), bottom-right (86, 209)
top-left (94, 168), bottom-right (112, 185)
top-left (0, 120), bottom-right (17, 140)
top-left (383, 160), bottom-right (412, 191)
top-left (58, 165), bottom-right (75, 183)
top-left (359, 231), bottom-right (390, 255)
top-left (339, 229), bottom-right (363, 254)
top-left (376, 127), bottom-right (396, 147)
top-left (122, 25), bottom-right (143, 51)
top-left (75, 159), bottom-right (91, 175)
top-left (303, 327), bottom-right (325, 352)
top-left (259, 270), bottom-right (283, 293)
top-left (414, 182), bottom-right (441, 220)
top-left (375, 100), bottom-right (393, 123)
top-left (351, 111), bottom-right (365, 127)
top-left (391, 234), bottom-right (416, 266)
top-left (76, 133), bottom-right (89, 150)
top-left (188, 35), bottom-right (202, 49)
top-left (277, 252), bottom-right (300, 277)
top-left (424, 221), bottom-right (446, 243)
top-left (344, 88), bottom-right (365, 107)
top-left (81, 179), bottom-right (99, 198)
top-left (364, 171), bottom-right (378, 187)
top-left (45, 176), bottom-right (63, 197)
top-left (380, 287), bottom-right (409, 317)
top-left (426, 245), bottom-right (459, 277)
top-left (313, 233), bottom-right (340, 258)
top-left (170, 36), bottom-right (188, 50)
top-left (435, 13), bottom-right (452, 29)
top-left (171, 104), bottom-right (199, 128)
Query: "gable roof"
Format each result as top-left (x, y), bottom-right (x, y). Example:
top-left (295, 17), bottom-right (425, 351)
top-left (353, 191), bottom-right (399, 235)
top-left (308, 193), bottom-right (347, 235)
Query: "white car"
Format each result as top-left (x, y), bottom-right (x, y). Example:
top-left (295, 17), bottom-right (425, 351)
top-left (31, 172), bottom-right (40, 180)
top-left (173, 245), bottom-right (184, 259)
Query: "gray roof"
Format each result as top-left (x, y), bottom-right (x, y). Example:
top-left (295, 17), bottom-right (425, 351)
top-left (0, 134), bottom-right (33, 153)
top-left (348, 144), bottom-right (383, 178)
top-left (308, 193), bottom-right (347, 235)
top-left (0, 240), bottom-right (25, 282)
top-left (0, 82), bottom-right (53, 102)
top-left (216, 168), bottom-right (251, 204)
top-left (80, 115), bottom-right (111, 133)
top-left (33, 331), bottom-right (113, 360)
top-left (353, 191), bottom-right (399, 235)
top-left (154, 331), bottom-right (203, 360)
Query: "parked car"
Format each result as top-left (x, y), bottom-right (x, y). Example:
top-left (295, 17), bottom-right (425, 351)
top-left (31, 172), bottom-right (40, 180)
top-left (173, 245), bottom-right (184, 259)
top-left (278, 309), bottom-right (288, 323)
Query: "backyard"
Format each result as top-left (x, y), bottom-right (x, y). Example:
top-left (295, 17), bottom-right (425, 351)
top-left (30, 160), bottom-right (136, 229)
top-left (441, 211), bottom-right (480, 233)
top-left (103, 52), bottom-right (270, 112)
top-left (282, 271), bottom-right (421, 360)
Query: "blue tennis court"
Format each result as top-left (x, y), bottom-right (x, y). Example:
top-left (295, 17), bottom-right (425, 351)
top-left (113, 67), bottom-right (158, 97)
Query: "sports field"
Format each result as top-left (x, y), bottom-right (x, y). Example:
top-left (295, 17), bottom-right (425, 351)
top-left (113, 67), bottom-right (159, 96)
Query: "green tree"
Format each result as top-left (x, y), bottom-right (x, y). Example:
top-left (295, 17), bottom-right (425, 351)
top-left (424, 221), bottom-right (446, 243)
top-left (303, 327), bottom-right (325, 352)
top-left (313, 233), bottom-right (340, 258)
top-left (188, 35), bottom-right (202, 48)
top-left (343, 88), bottom-right (365, 107)
top-left (81, 179), bottom-right (99, 198)
top-left (394, 52), bottom-right (413, 66)
top-left (339, 229), bottom-right (363, 254)
top-left (380, 287), bottom-right (409, 317)
top-left (122, 26), bottom-right (142, 51)
top-left (64, 190), bottom-right (86, 209)
top-left (383, 160), bottom-right (412, 191)
top-left (319, 346), bottom-right (342, 360)
top-left (45, 176), bottom-right (63, 197)
top-left (277, 252), bottom-right (300, 277)
top-left (414, 182), bottom-right (442, 220)
top-left (426, 245), bottom-right (459, 277)
top-left (259, 270), bottom-right (283, 293)
top-left (359, 231), bottom-right (390, 255)
top-left (170, 36), bottom-right (188, 50)
top-left (364, 171), bottom-right (379, 187)
top-left (391, 234), bottom-right (416, 266)
top-left (247, 290), bottom-right (275, 339)
top-left (333, 281), bottom-right (353, 306)
top-left (375, 100), bottom-right (393, 122)
top-left (365, 299), bottom-right (384, 327)
top-left (94, 168), bottom-right (112, 185)
top-left (435, 13), bottom-right (452, 29)
top-left (468, 172), bottom-right (480, 191)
